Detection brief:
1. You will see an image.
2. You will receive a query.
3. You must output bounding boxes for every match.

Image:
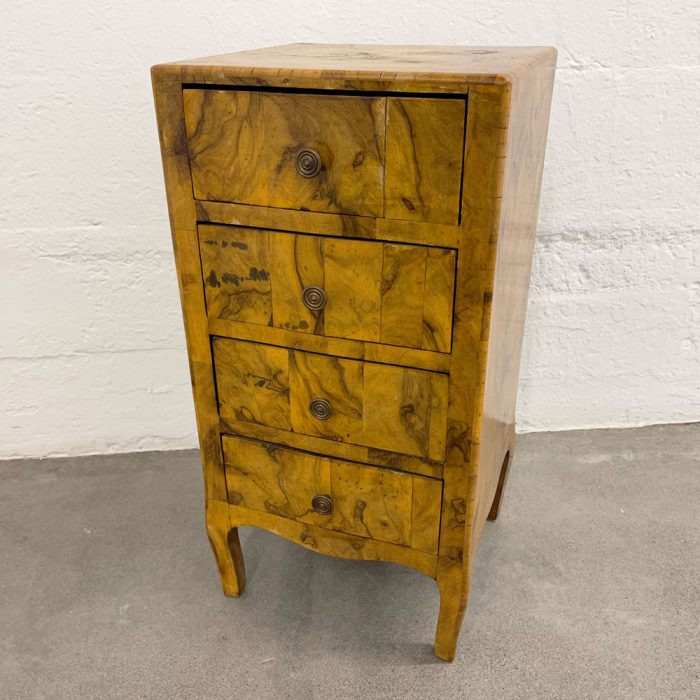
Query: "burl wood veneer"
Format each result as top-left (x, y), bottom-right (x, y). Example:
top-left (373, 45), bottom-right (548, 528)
top-left (152, 43), bottom-right (556, 661)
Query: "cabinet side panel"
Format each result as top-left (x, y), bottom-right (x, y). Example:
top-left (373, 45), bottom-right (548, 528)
top-left (152, 66), bottom-right (229, 512)
top-left (472, 52), bottom-right (557, 545)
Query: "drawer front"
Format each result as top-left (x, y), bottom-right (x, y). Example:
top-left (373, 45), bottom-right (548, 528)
top-left (385, 97), bottom-right (466, 225)
top-left (213, 338), bottom-right (449, 462)
top-left (223, 436), bottom-right (442, 554)
top-left (184, 90), bottom-right (465, 224)
top-left (199, 225), bottom-right (456, 353)
top-left (184, 90), bottom-right (385, 217)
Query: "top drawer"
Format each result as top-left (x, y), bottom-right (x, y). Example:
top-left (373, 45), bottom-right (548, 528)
top-left (183, 89), bottom-right (466, 225)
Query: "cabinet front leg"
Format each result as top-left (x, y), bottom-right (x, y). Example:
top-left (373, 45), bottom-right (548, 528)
top-left (434, 564), bottom-right (469, 662)
top-left (206, 505), bottom-right (246, 597)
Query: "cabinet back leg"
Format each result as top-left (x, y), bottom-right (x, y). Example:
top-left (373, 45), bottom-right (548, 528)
top-left (206, 507), bottom-right (246, 597)
top-left (488, 449), bottom-right (512, 521)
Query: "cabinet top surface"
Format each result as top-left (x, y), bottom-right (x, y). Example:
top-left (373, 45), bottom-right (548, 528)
top-left (162, 43), bottom-right (556, 84)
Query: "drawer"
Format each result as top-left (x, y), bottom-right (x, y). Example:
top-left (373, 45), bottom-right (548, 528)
top-left (213, 338), bottom-right (449, 462)
top-left (223, 435), bottom-right (442, 554)
top-left (183, 90), bottom-right (465, 224)
top-left (199, 225), bottom-right (456, 353)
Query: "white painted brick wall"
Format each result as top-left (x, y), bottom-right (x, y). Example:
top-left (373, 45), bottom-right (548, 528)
top-left (2, 1), bottom-right (698, 458)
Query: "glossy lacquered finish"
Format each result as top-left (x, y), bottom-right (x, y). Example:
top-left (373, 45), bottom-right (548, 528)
top-left (152, 43), bottom-right (556, 661)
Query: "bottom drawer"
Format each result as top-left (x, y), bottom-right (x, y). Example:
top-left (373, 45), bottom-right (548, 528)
top-left (223, 435), bottom-right (442, 555)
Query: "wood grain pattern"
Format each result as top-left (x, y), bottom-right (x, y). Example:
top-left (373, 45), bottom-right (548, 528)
top-left (196, 200), bottom-right (462, 249)
top-left (289, 350), bottom-right (364, 442)
top-left (385, 97), bottom-right (466, 225)
top-left (323, 237), bottom-right (383, 341)
top-left (207, 317), bottom-right (451, 374)
top-left (185, 89), bottom-right (465, 224)
top-left (199, 226), bottom-right (272, 326)
top-left (200, 224), bottom-right (456, 353)
top-left (173, 43), bottom-right (556, 94)
top-left (472, 53), bottom-right (557, 545)
top-left (213, 337), bottom-right (449, 461)
top-left (220, 418), bottom-right (443, 479)
top-left (411, 476), bottom-right (444, 555)
top-left (184, 90), bottom-right (386, 217)
top-left (152, 65), bottom-right (244, 597)
top-left (424, 248), bottom-right (458, 353)
top-left (380, 243), bottom-right (426, 346)
top-left (433, 56), bottom-right (556, 662)
top-left (433, 83), bottom-right (510, 662)
top-left (362, 363), bottom-right (449, 462)
top-left (214, 337), bottom-right (291, 430)
top-left (223, 436), bottom-right (441, 553)
top-left (224, 437), bottom-right (332, 528)
top-left (153, 44), bottom-right (556, 662)
top-left (331, 459), bottom-right (413, 545)
top-left (228, 505), bottom-right (438, 578)
top-left (269, 230), bottom-right (323, 334)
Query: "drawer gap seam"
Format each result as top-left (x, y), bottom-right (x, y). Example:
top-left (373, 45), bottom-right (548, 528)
top-left (211, 334), bottom-right (451, 376)
top-left (182, 83), bottom-right (469, 100)
top-left (221, 431), bottom-right (443, 482)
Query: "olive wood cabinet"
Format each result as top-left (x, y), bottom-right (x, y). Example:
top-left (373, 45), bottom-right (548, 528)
top-left (152, 43), bottom-right (556, 661)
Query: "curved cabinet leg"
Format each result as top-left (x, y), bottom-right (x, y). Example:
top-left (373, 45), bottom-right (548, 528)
top-left (206, 505), bottom-right (246, 597)
top-left (488, 449), bottom-right (512, 521)
top-left (434, 567), bottom-right (469, 662)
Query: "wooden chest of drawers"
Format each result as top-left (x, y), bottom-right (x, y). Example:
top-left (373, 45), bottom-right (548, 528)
top-left (152, 43), bottom-right (556, 661)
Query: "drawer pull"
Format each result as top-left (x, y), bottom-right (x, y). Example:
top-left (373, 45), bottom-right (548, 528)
top-left (309, 398), bottom-right (333, 420)
top-left (302, 285), bottom-right (327, 311)
top-left (296, 148), bottom-right (322, 178)
top-left (311, 494), bottom-right (333, 515)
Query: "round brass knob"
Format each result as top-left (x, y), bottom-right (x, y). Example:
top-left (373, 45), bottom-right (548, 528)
top-left (311, 494), bottom-right (333, 515)
top-left (296, 148), bottom-right (322, 178)
top-left (309, 398), bottom-right (332, 420)
top-left (302, 285), bottom-right (327, 311)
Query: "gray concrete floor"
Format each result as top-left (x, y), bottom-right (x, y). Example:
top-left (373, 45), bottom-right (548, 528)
top-left (1, 424), bottom-right (698, 699)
